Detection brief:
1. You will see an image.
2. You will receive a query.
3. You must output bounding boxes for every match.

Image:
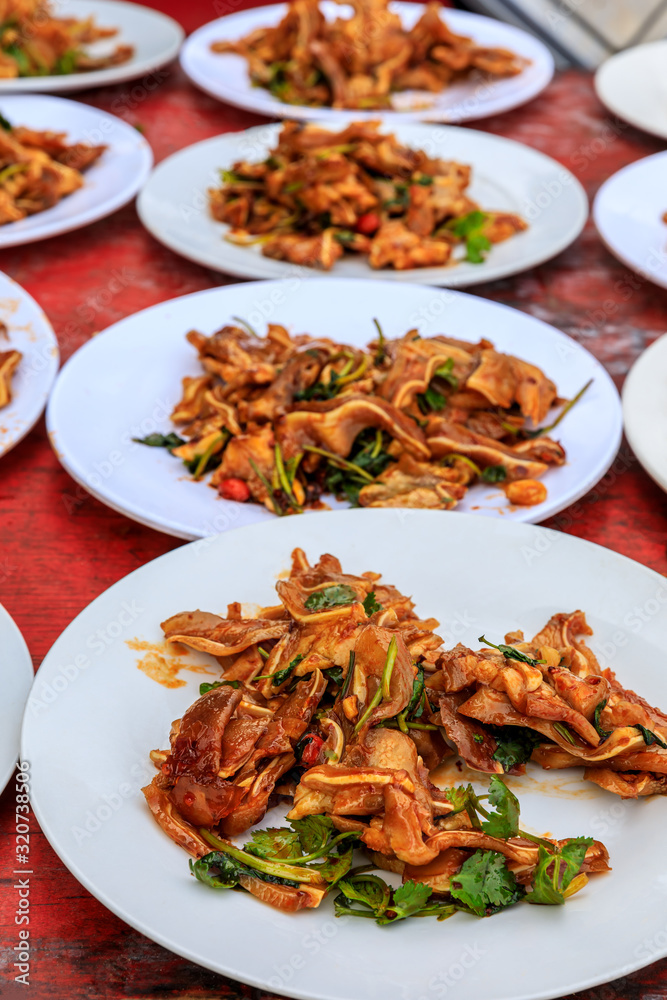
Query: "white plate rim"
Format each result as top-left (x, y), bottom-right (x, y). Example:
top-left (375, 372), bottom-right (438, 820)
top-left (0, 0), bottom-right (184, 94)
top-left (136, 121), bottom-right (589, 288)
top-left (180, 3), bottom-right (554, 123)
top-left (0, 602), bottom-right (32, 794)
top-left (0, 94), bottom-right (154, 248)
top-left (0, 271), bottom-right (59, 458)
top-left (592, 150), bottom-right (667, 291)
top-left (45, 277), bottom-right (622, 538)
top-left (595, 40), bottom-right (667, 141)
top-left (20, 508), bottom-right (667, 1000)
top-left (622, 332), bottom-right (667, 493)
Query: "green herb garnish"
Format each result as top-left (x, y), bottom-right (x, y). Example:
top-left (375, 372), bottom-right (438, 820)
top-left (199, 679), bottom-right (240, 695)
top-left (362, 591), bottom-right (383, 616)
top-left (304, 585), bottom-right (358, 611)
top-left (478, 636), bottom-right (546, 667)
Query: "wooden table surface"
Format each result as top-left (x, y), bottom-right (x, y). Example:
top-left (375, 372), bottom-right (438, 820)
top-left (1, 1), bottom-right (667, 997)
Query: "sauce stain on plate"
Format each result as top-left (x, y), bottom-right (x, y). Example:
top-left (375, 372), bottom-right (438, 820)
top-left (127, 638), bottom-right (216, 688)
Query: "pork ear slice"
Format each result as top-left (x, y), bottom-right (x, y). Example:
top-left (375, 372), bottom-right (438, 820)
top-left (142, 779), bottom-right (210, 858)
top-left (583, 768), bottom-right (667, 798)
top-left (168, 684), bottom-right (242, 778)
top-left (161, 610), bottom-right (290, 656)
top-left (350, 625), bottom-right (415, 729)
top-left (277, 393), bottom-right (430, 460)
top-left (438, 691), bottom-right (503, 773)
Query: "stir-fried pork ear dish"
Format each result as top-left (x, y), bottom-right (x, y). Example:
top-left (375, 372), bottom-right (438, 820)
top-left (0, 116), bottom-right (106, 225)
top-left (141, 548), bottom-right (658, 921)
top-left (211, 0), bottom-right (527, 110)
top-left (209, 121), bottom-right (528, 271)
top-left (136, 318), bottom-right (588, 514)
top-left (0, 0), bottom-right (133, 78)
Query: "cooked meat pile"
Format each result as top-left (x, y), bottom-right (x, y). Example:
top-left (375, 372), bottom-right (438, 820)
top-left (139, 318), bottom-right (572, 513)
top-left (210, 121), bottom-right (527, 271)
top-left (143, 549), bottom-right (619, 919)
top-left (0, 347), bottom-right (20, 407)
top-left (0, 0), bottom-right (133, 77)
top-left (211, 0), bottom-right (526, 110)
top-left (0, 120), bottom-right (106, 225)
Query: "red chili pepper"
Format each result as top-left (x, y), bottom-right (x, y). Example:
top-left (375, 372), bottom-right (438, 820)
top-left (218, 478), bottom-right (251, 502)
top-left (356, 211), bottom-right (381, 236)
top-left (300, 734), bottom-right (324, 766)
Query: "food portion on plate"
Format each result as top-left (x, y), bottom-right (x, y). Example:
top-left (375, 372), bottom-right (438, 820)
top-left (143, 548), bottom-right (611, 920)
top-left (0, 0), bottom-right (133, 78)
top-left (210, 121), bottom-right (527, 271)
top-left (0, 114), bottom-right (105, 223)
top-left (136, 317), bottom-right (585, 514)
top-left (211, 0), bottom-right (526, 110)
top-left (0, 344), bottom-right (21, 407)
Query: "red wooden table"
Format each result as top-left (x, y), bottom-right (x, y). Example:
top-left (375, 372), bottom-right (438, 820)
top-left (1, 1), bottom-right (667, 997)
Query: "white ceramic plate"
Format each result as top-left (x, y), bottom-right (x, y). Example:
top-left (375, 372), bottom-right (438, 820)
top-left (622, 333), bottom-right (667, 494)
top-left (136, 121), bottom-right (588, 286)
top-left (180, 3), bottom-right (553, 123)
top-left (0, 0), bottom-right (184, 94)
top-left (22, 508), bottom-right (667, 1000)
top-left (0, 95), bottom-right (153, 248)
top-left (593, 151), bottom-right (667, 291)
top-left (0, 271), bottom-right (59, 458)
top-left (0, 603), bottom-right (32, 794)
top-left (595, 40), bottom-right (667, 141)
top-left (46, 278), bottom-right (621, 539)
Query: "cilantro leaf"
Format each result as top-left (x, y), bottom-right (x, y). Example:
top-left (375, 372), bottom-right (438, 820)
top-left (492, 726), bottom-right (544, 771)
top-left (478, 636), bottom-right (546, 667)
top-left (445, 784), bottom-right (474, 813)
top-left (304, 585), bottom-right (358, 610)
top-left (363, 591), bottom-right (383, 616)
top-left (465, 232), bottom-right (492, 264)
top-left (633, 724), bottom-right (667, 749)
top-left (448, 210), bottom-right (487, 238)
top-left (334, 874), bottom-right (391, 919)
top-left (480, 465), bottom-right (507, 484)
top-left (528, 837), bottom-right (592, 905)
top-left (334, 875), bottom-right (453, 924)
top-left (312, 846), bottom-right (354, 886)
top-left (0, 111), bottom-right (11, 131)
top-left (199, 679), bottom-right (239, 695)
top-left (482, 777), bottom-right (520, 839)
top-left (445, 211), bottom-right (491, 264)
top-left (377, 880), bottom-right (431, 923)
top-left (290, 815), bottom-right (336, 855)
top-left (450, 850), bottom-right (523, 916)
top-left (245, 827), bottom-right (302, 861)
